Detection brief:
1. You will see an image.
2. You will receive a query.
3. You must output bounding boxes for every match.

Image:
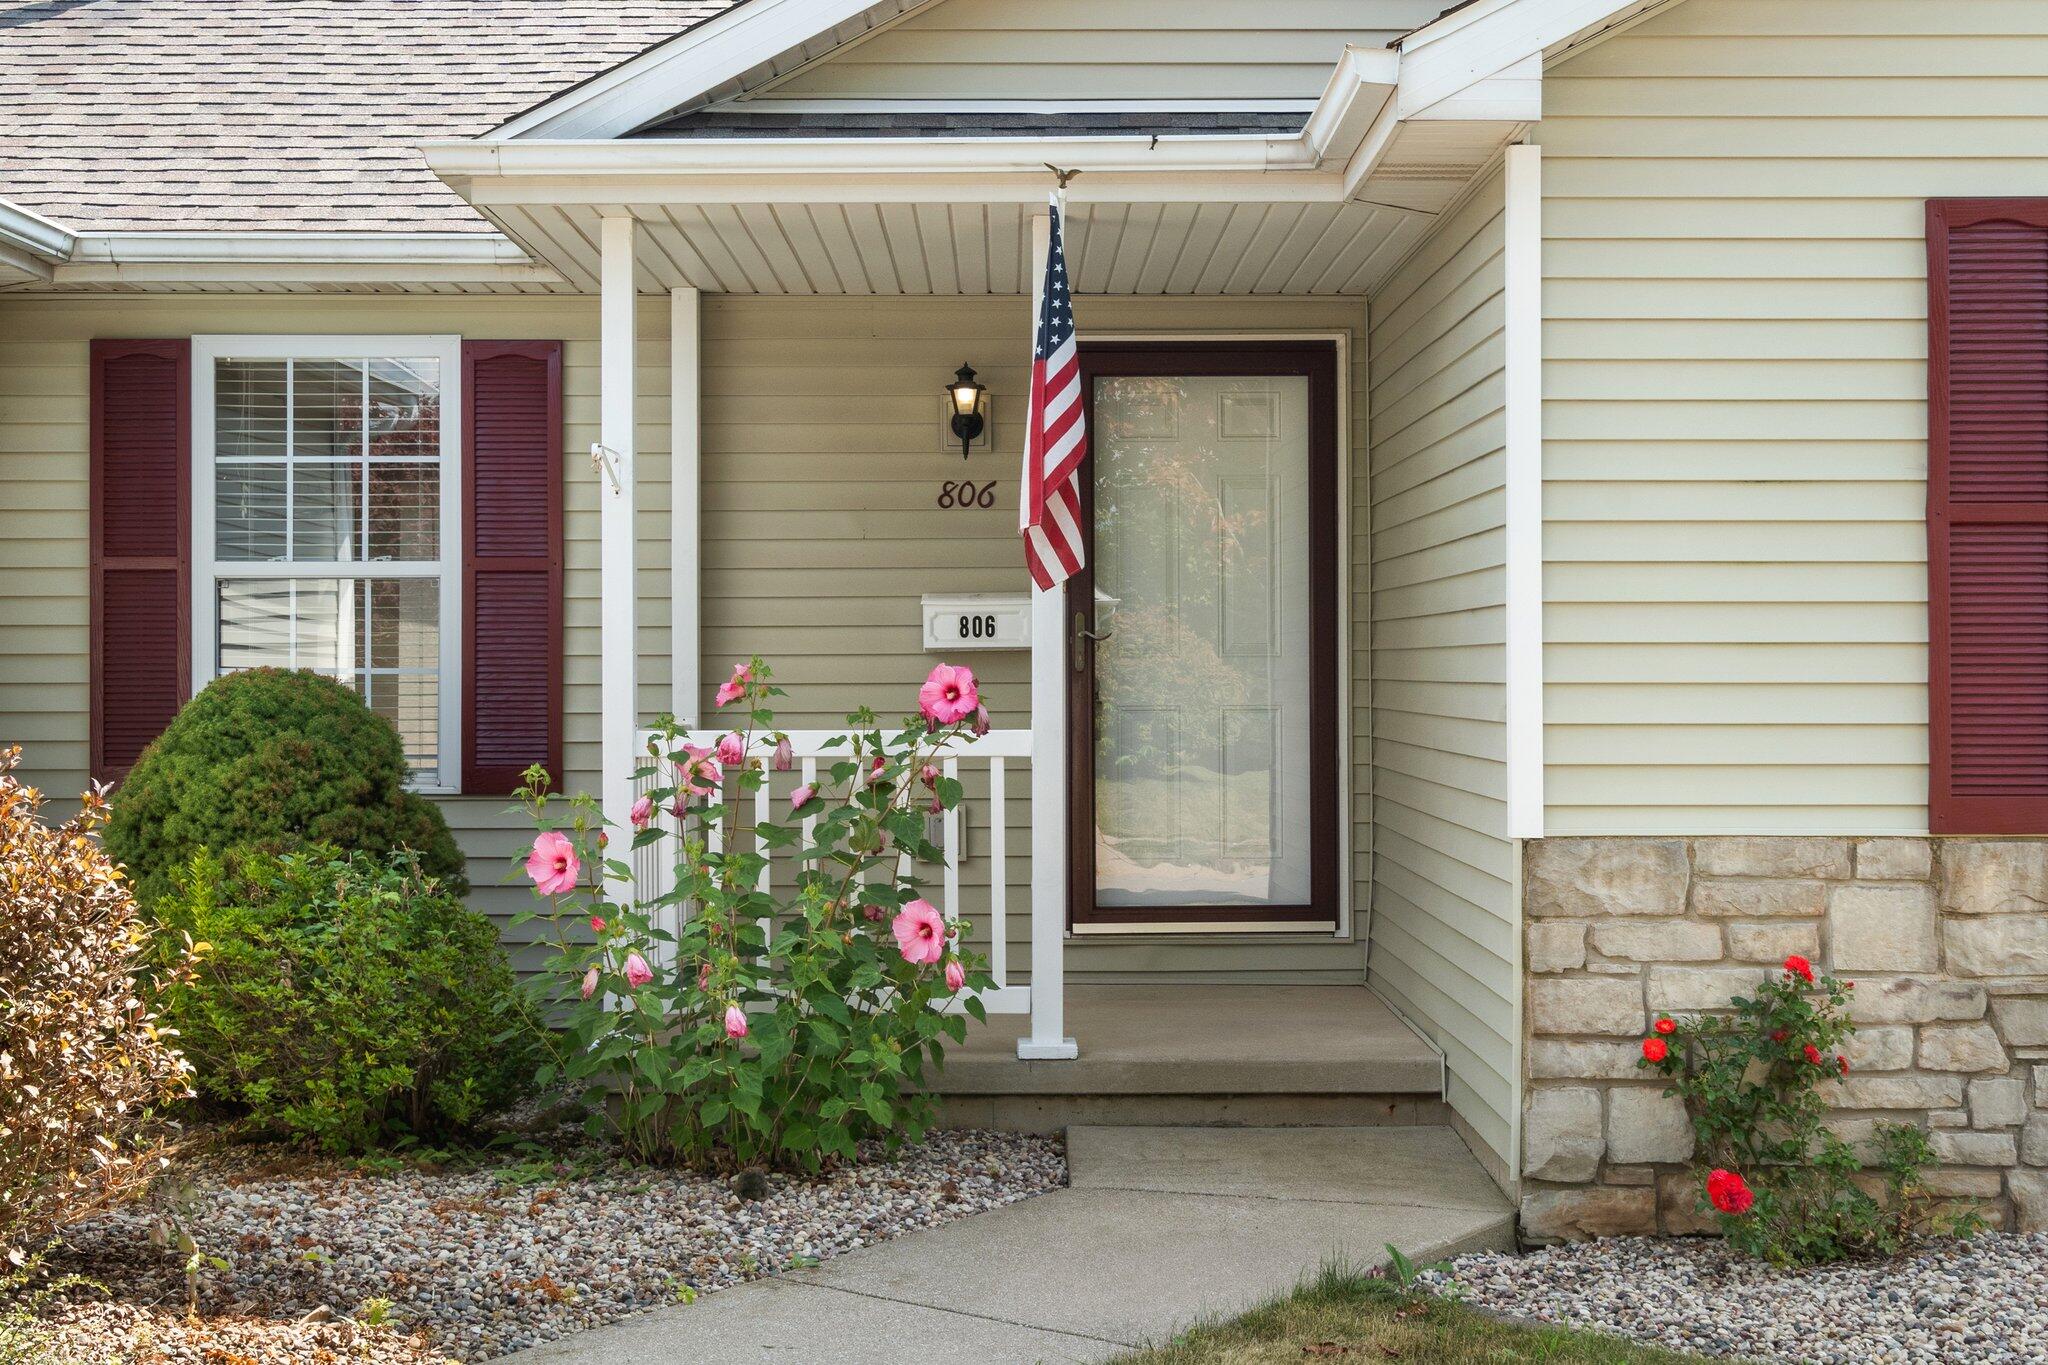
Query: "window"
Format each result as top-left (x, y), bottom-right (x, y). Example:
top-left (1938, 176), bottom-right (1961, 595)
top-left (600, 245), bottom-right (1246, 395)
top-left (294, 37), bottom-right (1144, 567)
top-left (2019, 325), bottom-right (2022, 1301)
top-left (192, 337), bottom-right (463, 791)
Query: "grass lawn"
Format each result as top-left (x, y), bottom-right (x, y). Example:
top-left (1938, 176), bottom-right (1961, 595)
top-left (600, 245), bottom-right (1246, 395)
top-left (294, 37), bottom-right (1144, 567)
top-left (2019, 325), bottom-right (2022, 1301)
top-left (1115, 1263), bottom-right (1711, 1364)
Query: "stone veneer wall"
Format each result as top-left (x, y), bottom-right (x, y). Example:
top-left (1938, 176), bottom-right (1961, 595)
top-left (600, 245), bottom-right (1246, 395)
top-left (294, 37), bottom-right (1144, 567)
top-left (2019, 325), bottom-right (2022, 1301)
top-left (1521, 835), bottom-right (2048, 1240)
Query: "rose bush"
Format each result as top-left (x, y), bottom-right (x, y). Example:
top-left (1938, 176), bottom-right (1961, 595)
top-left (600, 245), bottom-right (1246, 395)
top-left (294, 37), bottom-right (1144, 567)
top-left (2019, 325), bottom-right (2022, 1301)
top-left (1640, 955), bottom-right (1979, 1265)
top-left (514, 658), bottom-right (995, 1170)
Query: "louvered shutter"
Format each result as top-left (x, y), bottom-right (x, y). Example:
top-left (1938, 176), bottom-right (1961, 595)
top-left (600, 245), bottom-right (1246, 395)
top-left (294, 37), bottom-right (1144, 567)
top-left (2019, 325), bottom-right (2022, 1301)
top-left (463, 340), bottom-right (563, 794)
top-left (90, 339), bottom-right (190, 782)
top-left (1928, 200), bottom-right (2048, 833)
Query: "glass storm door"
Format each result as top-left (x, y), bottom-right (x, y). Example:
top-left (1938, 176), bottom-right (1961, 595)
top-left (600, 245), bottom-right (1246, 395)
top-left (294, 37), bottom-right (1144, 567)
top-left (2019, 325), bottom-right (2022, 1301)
top-left (1069, 345), bottom-right (1339, 930)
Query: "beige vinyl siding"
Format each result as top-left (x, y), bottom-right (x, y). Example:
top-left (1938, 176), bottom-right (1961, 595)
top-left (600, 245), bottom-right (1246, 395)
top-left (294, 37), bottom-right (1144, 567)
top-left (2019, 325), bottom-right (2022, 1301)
top-left (762, 0), bottom-right (1440, 101)
top-left (0, 293), bottom-right (675, 950)
top-left (1538, 0), bottom-right (2048, 835)
top-left (0, 291), bottom-right (1369, 984)
top-left (1366, 164), bottom-right (1517, 1177)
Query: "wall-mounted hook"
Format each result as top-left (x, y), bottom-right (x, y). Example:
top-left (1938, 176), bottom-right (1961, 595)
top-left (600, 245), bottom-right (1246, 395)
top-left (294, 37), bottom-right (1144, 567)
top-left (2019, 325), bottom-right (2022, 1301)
top-left (589, 442), bottom-right (625, 494)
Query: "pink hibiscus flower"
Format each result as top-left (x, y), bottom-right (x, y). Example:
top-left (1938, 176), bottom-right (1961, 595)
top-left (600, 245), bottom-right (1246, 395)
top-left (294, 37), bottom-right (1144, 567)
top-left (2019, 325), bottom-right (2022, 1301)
top-left (892, 899), bottom-right (947, 965)
top-left (919, 663), bottom-right (980, 726)
top-left (580, 965), bottom-right (600, 1000)
top-left (771, 735), bottom-right (795, 771)
top-left (629, 794), bottom-right (655, 830)
top-left (525, 831), bottom-right (580, 895)
top-left (724, 1004), bottom-right (749, 1040)
top-left (676, 744), bottom-right (724, 796)
top-left (944, 959), bottom-right (965, 993)
top-left (714, 661), bottom-right (753, 709)
top-left (790, 783), bottom-right (817, 813)
top-left (624, 953), bottom-right (653, 989)
top-left (716, 732), bottom-right (747, 768)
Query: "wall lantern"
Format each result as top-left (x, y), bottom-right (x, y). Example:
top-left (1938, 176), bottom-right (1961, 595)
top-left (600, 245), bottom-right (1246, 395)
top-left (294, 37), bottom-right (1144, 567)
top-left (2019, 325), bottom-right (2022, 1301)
top-left (945, 362), bottom-right (988, 458)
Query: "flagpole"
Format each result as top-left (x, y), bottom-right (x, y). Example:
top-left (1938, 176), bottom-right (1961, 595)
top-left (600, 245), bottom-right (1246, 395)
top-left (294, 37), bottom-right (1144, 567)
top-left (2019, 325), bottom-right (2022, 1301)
top-left (1022, 196), bottom-right (1076, 1061)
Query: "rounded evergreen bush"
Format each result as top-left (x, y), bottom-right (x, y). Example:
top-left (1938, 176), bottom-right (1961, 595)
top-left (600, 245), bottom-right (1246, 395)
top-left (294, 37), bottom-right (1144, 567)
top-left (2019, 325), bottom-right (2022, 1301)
top-left (106, 668), bottom-right (465, 907)
top-left (157, 847), bottom-right (532, 1152)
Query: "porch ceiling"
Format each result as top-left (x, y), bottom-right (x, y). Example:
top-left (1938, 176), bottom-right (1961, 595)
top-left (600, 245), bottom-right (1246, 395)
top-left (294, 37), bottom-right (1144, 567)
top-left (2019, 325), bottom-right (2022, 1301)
top-left (485, 196), bottom-right (1434, 296)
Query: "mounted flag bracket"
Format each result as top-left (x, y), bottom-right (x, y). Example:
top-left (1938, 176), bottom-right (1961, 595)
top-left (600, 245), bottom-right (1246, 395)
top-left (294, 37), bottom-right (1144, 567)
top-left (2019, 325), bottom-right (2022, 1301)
top-left (588, 441), bottom-right (625, 494)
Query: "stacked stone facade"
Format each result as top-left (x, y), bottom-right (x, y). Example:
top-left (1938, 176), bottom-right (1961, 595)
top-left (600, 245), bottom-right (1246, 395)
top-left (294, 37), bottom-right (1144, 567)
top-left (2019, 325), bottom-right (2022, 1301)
top-left (1522, 835), bottom-right (2048, 1239)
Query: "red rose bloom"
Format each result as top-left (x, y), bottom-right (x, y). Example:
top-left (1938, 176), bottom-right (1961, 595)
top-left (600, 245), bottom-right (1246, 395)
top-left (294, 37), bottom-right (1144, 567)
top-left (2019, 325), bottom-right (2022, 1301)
top-left (1707, 1168), bottom-right (1754, 1215)
top-left (1653, 1017), bottom-right (1677, 1036)
top-left (1837, 1054), bottom-right (1850, 1075)
top-left (1641, 1037), bottom-right (1669, 1063)
top-left (1784, 954), bottom-right (1815, 984)
top-left (1804, 1043), bottom-right (1824, 1066)
top-left (1770, 1029), bottom-right (1788, 1044)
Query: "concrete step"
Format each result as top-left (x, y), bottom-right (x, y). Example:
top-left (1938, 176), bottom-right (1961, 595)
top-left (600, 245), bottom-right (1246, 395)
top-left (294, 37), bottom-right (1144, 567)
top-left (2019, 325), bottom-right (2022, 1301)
top-left (935, 983), bottom-right (1445, 1130)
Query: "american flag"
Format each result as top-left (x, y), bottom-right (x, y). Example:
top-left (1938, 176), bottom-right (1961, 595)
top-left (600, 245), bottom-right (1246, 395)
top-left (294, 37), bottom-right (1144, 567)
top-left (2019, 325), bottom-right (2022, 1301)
top-left (1020, 195), bottom-right (1086, 590)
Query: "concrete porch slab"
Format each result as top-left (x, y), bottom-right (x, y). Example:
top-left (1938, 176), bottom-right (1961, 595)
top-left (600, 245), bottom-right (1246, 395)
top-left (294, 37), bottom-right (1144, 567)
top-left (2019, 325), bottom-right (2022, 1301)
top-left (938, 984), bottom-right (1442, 1096)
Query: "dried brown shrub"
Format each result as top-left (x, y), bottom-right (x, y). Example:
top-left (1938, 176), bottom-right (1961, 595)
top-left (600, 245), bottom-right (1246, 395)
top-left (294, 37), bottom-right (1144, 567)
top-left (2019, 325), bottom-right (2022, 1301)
top-left (0, 746), bottom-right (193, 1266)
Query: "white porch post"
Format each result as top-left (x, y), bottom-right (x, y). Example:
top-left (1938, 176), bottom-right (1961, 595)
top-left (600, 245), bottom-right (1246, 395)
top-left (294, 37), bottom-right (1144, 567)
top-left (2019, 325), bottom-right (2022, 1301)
top-left (670, 286), bottom-right (702, 725)
top-left (1020, 209), bottom-right (1078, 1061)
top-left (599, 215), bottom-right (639, 823)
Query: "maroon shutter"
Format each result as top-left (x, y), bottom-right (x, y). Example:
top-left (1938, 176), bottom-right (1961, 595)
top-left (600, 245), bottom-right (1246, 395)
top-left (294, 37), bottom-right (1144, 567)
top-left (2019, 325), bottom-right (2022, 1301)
top-left (1928, 200), bottom-right (2048, 833)
top-left (463, 340), bottom-right (563, 794)
top-left (90, 339), bottom-right (190, 783)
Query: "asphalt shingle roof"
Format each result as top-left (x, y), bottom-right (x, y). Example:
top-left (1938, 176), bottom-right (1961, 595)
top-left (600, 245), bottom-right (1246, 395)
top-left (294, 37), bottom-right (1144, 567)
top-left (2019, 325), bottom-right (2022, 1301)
top-left (0, 0), bottom-right (737, 234)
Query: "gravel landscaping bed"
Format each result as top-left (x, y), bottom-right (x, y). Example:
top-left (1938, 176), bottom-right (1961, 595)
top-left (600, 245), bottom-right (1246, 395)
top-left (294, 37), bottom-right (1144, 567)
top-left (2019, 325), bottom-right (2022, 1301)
top-left (23, 1128), bottom-right (1065, 1363)
top-left (1426, 1234), bottom-right (2048, 1364)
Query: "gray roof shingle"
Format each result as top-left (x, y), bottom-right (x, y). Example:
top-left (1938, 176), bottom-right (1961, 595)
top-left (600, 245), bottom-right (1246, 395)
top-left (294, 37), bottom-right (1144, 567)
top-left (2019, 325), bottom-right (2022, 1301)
top-left (0, 0), bottom-right (738, 233)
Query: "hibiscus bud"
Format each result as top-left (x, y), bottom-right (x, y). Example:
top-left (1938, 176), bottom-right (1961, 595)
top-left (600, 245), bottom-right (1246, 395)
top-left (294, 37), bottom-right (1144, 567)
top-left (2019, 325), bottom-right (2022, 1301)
top-left (971, 704), bottom-right (991, 738)
top-left (772, 735), bottom-right (794, 771)
top-left (862, 903), bottom-right (885, 922)
top-left (927, 795), bottom-right (944, 815)
top-left (790, 784), bottom-right (817, 813)
top-left (580, 965), bottom-right (600, 1000)
top-left (624, 953), bottom-right (653, 988)
top-left (920, 764), bottom-right (941, 788)
top-left (697, 961), bottom-right (712, 991)
top-left (944, 959), bottom-right (965, 993)
top-left (717, 732), bottom-right (746, 768)
top-left (629, 794), bottom-right (655, 829)
top-left (590, 916), bottom-right (606, 933)
top-left (724, 1004), bottom-right (749, 1040)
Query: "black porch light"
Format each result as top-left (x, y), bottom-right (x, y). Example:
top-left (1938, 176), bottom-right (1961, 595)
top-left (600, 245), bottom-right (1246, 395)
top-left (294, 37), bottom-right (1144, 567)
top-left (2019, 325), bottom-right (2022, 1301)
top-left (946, 362), bottom-right (987, 457)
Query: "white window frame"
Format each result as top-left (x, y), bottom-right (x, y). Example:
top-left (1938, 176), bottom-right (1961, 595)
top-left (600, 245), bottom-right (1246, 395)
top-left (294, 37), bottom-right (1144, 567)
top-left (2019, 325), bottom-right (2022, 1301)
top-left (191, 335), bottom-right (465, 794)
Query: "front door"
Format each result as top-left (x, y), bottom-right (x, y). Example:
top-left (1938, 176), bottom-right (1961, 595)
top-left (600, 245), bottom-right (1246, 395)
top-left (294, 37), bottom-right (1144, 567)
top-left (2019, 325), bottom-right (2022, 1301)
top-left (1069, 343), bottom-right (1340, 930)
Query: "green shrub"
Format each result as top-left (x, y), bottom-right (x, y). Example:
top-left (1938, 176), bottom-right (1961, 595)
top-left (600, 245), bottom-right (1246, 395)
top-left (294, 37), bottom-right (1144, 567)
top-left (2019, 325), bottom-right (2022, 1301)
top-left (157, 847), bottom-right (531, 1152)
top-left (106, 668), bottom-right (465, 908)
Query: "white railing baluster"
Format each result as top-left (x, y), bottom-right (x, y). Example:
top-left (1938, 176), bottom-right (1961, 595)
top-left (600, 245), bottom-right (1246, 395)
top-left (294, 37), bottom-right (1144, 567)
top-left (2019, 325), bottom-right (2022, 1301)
top-left (941, 756), bottom-right (961, 926)
top-left (989, 755), bottom-right (1007, 991)
top-left (754, 777), bottom-right (772, 952)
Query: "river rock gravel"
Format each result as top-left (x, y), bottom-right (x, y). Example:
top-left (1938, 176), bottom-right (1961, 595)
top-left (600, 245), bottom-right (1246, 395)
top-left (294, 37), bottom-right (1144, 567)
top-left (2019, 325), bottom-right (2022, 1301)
top-left (23, 1128), bottom-right (1065, 1363)
top-left (1426, 1233), bottom-right (2048, 1364)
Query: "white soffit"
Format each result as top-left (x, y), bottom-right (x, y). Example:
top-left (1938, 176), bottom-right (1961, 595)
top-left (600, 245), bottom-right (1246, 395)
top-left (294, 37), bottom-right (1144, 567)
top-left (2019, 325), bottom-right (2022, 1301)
top-left (476, 198), bottom-right (1433, 296)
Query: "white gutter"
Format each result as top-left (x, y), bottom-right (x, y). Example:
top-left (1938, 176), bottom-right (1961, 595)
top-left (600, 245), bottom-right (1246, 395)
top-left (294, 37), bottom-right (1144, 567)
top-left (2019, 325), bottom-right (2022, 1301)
top-left (0, 198), bottom-right (75, 260)
top-left (65, 230), bottom-right (534, 266)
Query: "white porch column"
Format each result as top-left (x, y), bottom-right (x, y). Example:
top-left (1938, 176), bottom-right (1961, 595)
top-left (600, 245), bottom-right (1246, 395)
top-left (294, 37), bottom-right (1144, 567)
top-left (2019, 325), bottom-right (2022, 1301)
top-left (670, 286), bottom-right (702, 725)
top-left (599, 215), bottom-right (639, 823)
top-left (1503, 144), bottom-right (1544, 841)
top-left (1020, 209), bottom-right (1078, 1061)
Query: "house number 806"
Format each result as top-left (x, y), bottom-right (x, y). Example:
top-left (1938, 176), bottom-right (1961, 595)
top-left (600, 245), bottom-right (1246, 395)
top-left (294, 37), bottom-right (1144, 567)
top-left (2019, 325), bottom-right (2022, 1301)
top-left (937, 480), bottom-right (997, 509)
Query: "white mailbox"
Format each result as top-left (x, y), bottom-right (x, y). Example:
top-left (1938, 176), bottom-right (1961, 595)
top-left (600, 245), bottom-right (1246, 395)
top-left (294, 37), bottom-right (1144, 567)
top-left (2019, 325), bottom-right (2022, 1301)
top-left (921, 593), bottom-right (1032, 651)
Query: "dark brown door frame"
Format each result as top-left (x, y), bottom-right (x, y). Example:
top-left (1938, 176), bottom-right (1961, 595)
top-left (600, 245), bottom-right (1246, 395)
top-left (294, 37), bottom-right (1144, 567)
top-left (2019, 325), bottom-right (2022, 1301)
top-left (1067, 341), bottom-right (1342, 929)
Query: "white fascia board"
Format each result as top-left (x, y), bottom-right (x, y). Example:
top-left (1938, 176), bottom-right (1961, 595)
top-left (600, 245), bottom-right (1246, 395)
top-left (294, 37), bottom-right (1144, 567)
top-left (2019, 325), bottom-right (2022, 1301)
top-left (0, 198), bottom-right (75, 261)
top-left (747, 98), bottom-right (1320, 113)
top-left (66, 231), bottom-right (534, 265)
top-left (48, 231), bottom-right (559, 285)
top-left (491, 0), bottom-right (893, 141)
top-left (1395, 0), bottom-right (1674, 118)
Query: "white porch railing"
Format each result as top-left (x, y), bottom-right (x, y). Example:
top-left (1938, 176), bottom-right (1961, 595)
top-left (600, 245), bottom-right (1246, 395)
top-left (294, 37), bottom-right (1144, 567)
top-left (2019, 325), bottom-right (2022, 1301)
top-left (631, 727), bottom-right (1035, 1018)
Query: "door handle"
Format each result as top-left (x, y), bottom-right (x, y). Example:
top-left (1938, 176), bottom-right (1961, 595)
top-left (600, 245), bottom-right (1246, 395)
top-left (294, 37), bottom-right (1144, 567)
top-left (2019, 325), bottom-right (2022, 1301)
top-left (1073, 612), bottom-right (1111, 671)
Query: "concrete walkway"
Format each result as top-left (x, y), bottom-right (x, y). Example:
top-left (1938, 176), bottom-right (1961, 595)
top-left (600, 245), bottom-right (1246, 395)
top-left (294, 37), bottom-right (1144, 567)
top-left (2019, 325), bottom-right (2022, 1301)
top-left (504, 1126), bottom-right (1514, 1365)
